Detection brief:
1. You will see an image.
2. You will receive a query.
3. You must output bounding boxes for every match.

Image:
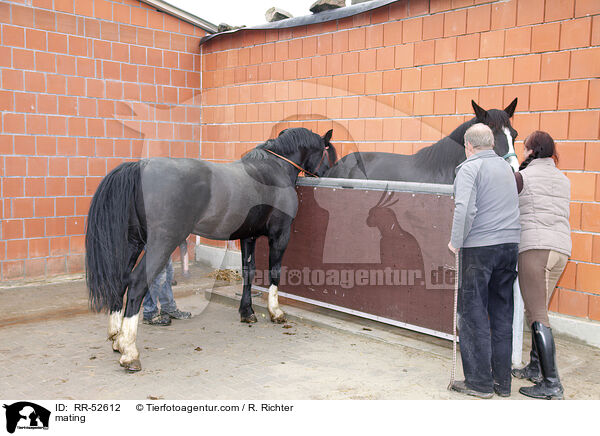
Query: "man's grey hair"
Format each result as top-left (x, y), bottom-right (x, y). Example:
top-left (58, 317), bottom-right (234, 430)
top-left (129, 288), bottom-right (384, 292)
top-left (464, 123), bottom-right (494, 150)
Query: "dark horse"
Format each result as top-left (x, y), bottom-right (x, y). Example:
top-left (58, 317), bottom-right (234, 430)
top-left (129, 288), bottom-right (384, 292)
top-left (85, 127), bottom-right (336, 371)
top-left (326, 99), bottom-right (519, 183)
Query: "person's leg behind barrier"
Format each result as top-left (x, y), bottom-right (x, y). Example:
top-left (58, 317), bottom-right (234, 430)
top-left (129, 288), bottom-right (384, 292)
top-left (488, 243), bottom-right (518, 396)
top-left (456, 246), bottom-right (494, 394)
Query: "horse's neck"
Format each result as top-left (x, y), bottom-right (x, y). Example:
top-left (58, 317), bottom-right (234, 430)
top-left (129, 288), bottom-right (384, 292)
top-left (414, 122), bottom-right (471, 170)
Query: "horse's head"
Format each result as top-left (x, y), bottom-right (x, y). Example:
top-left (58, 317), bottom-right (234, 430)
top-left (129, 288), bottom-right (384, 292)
top-left (471, 98), bottom-right (519, 170)
top-left (277, 127), bottom-right (337, 177)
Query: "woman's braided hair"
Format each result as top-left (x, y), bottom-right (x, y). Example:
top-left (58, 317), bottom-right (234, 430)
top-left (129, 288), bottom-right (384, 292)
top-left (519, 130), bottom-right (558, 171)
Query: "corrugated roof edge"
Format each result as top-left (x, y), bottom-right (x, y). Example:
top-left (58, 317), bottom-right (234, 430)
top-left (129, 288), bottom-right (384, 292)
top-left (199, 0), bottom-right (398, 45)
top-left (140, 0), bottom-right (219, 33)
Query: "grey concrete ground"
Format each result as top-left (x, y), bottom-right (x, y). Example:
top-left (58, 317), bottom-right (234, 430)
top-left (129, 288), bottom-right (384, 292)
top-left (0, 263), bottom-right (599, 400)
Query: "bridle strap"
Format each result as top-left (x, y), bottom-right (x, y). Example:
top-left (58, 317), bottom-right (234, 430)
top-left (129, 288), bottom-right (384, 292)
top-left (264, 149), bottom-right (319, 178)
top-left (314, 146), bottom-right (333, 173)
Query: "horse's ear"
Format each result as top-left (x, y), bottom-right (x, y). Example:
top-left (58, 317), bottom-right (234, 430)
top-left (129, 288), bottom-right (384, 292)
top-left (323, 129), bottom-right (333, 143)
top-left (504, 98), bottom-right (518, 118)
top-left (471, 100), bottom-right (488, 121)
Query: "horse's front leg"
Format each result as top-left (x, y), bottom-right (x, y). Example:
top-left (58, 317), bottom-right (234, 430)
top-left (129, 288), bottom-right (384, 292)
top-left (267, 228), bottom-right (290, 324)
top-left (239, 237), bottom-right (257, 323)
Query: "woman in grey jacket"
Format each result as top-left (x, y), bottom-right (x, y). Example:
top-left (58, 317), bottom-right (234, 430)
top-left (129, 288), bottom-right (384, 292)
top-left (512, 131), bottom-right (571, 400)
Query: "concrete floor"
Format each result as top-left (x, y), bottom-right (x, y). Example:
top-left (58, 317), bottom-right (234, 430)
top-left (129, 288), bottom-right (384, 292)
top-left (0, 263), bottom-right (599, 400)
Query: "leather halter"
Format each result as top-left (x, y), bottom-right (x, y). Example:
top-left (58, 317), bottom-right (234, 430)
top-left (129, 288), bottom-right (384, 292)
top-left (264, 147), bottom-right (331, 178)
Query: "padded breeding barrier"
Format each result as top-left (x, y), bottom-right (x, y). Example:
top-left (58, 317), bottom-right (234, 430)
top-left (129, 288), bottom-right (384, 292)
top-left (253, 177), bottom-right (456, 339)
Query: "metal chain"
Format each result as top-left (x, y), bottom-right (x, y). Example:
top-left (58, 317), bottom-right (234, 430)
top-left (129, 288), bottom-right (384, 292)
top-left (448, 248), bottom-right (459, 390)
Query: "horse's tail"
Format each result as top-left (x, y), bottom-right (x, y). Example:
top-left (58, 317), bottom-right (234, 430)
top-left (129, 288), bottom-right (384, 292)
top-left (85, 161), bottom-right (143, 313)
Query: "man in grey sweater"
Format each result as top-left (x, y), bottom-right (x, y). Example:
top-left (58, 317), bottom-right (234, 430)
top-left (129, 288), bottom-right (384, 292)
top-left (448, 123), bottom-right (520, 398)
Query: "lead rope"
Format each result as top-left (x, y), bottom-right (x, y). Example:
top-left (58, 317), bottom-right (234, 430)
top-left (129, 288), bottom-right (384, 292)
top-left (448, 248), bottom-right (459, 390)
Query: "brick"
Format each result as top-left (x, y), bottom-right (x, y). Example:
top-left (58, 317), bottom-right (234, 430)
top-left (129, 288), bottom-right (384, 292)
top-left (585, 142), bottom-right (600, 170)
top-left (383, 21), bottom-right (402, 46)
top-left (539, 112), bottom-right (569, 140)
top-left (513, 54), bottom-right (540, 83)
top-left (422, 14), bottom-right (443, 40)
top-left (556, 142), bottom-right (586, 170)
top-left (2, 25), bottom-right (25, 47)
top-left (2, 260), bottom-right (24, 279)
top-left (35, 9), bottom-right (55, 31)
top-left (593, 235), bottom-right (600, 263)
top-left (15, 92), bottom-right (36, 113)
top-left (358, 50), bottom-right (376, 73)
top-left (2, 219), bottom-right (23, 239)
top-left (571, 232), bottom-right (593, 262)
top-left (569, 111), bottom-right (599, 140)
top-left (558, 289), bottom-right (588, 317)
top-left (545, 0), bottom-right (575, 22)
top-left (566, 172), bottom-right (596, 201)
top-left (375, 46), bottom-right (394, 70)
top-left (582, 202), bottom-right (600, 232)
top-left (444, 9), bottom-right (466, 37)
top-left (395, 43), bottom-right (414, 68)
top-left (421, 65), bottom-right (442, 90)
top-left (35, 52), bottom-right (56, 73)
top-left (3, 113), bottom-right (26, 134)
top-left (491, 0), bottom-right (516, 30)
top-left (590, 295), bottom-right (600, 321)
top-left (27, 156), bottom-right (48, 177)
top-left (3, 178), bottom-right (23, 197)
top-left (561, 17), bottom-right (592, 49)
top-left (434, 37), bottom-right (456, 63)
top-left (442, 62), bottom-right (464, 88)
top-left (480, 30), bottom-right (504, 58)
top-left (413, 40), bottom-right (434, 66)
top-left (401, 68), bottom-right (421, 91)
top-left (575, 0), bottom-right (600, 17)
top-left (541, 52), bottom-right (570, 81)
top-left (402, 17), bottom-right (422, 43)
top-left (6, 240), bottom-right (28, 260)
top-left (26, 29), bottom-right (47, 51)
top-left (530, 82), bottom-right (558, 111)
top-left (456, 33), bottom-right (480, 61)
top-left (12, 198), bottom-right (34, 218)
top-left (12, 4), bottom-right (34, 27)
top-left (348, 28), bottom-right (365, 51)
top-left (576, 263), bottom-right (600, 294)
top-left (558, 80), bottom-right (589, 110)
top-left (488, 58), bottom-right (513, 85)
top-left (14, 136), bottom-right (35, 155)
top-left (464, 60), bottom-right (488, 86)
top-left (433, 90), bottom-right (456, 115)
top-left (570, 47), bottom-right (600, 79)
top-left (531, 22), bottom-right (561, 53)
top-left (517, 0), bottom-right (545, 25)
top-left (2, 69), bottom-right (24, 90)
top-left (467, 4), bottom-right (491, 33)
top-left (504, 27), bottom-right (530, 55)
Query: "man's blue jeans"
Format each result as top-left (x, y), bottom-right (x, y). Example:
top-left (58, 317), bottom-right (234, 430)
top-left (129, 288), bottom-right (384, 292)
top-left (143, 259), bottom-right (177, 319)
top-left (458, 243), bottom-right (518, 393)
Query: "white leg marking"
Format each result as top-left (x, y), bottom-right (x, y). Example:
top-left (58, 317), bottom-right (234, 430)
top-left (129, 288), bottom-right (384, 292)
top-left (116, 314), bottom-right (140, 366)
top-left (268, 284), bottom-right (285, 322)
top-left (108, 309), bottom-right (124, 351)
top-left (503, 127), bottom-right (519, 171)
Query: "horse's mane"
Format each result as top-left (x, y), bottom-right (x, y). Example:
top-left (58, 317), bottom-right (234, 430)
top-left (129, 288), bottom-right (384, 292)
top-left (242, 128), bottom-right (322, 161)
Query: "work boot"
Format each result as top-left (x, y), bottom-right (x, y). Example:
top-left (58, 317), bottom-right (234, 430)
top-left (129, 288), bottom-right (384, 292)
top-left (519, 322), bottom-right (564, 400)
top-left (512, 335), bottom-right (542, 383)
top-left (450, 381), bottom-right (493, 399)
top-left (161, 308), bottom-right (191, 320)
top-left (143, 313), bottom-right (171, 326)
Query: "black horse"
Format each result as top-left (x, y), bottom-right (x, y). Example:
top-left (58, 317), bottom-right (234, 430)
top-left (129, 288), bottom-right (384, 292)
top-left (85, 127), bottom-right (336, 371)
top-left (326, 99), bottom-right (519, 183)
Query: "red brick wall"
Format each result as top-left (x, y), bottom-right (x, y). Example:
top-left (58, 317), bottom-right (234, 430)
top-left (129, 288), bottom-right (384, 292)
top-left (1, 0), bottom-right (203, 280)
top-left (201, 0), bottom-right (600, 322)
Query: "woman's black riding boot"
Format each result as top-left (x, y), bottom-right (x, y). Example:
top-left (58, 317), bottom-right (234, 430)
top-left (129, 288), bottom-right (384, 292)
top-left (511, 335), bottom-right (542, 383)
top-left (519, 322), bottom-right (564, 400)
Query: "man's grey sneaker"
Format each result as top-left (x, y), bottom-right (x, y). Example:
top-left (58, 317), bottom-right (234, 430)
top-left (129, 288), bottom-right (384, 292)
top-left (450, 381), bottom-right (493, 399)
top-left (143, 313), bottom-right (171, 326)
top-left (161, 308), bottom-right (191, 320)
top-left (494, 383), bottom-right (511, 397)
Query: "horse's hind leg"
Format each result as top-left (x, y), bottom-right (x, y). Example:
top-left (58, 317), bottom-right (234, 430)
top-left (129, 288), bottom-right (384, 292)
top-left (267, 226), bottom-right (290, 324)
top-left (239, 237), bottom-right (257, 323)
top-left (108, 244), bottom-right (143, 352)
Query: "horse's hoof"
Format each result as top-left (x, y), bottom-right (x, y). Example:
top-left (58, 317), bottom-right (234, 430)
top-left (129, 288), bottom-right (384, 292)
top-left (240, 314), bottom-right (257, 323)
top-left (120, 359), bottom-right (142, 372)
top-left (271, 314), bottom-right (287, 324)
